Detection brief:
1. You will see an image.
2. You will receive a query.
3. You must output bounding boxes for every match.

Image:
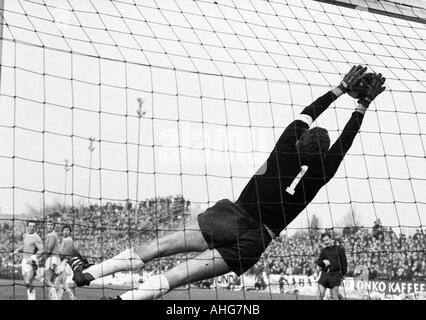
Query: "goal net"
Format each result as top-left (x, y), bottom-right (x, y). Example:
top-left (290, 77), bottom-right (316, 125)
top-left (0, 0), bottom-right (425, 300)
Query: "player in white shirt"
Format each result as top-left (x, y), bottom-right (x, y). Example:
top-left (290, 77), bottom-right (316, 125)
top-left (11, 221), bottom-right (44, 300)
top-left (55, 225), bottom-right (76, 300)
top-left (43, 220), bottom-right (61, 300)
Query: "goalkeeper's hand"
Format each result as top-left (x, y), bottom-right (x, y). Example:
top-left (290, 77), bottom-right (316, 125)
top-left (338, 65), bottom-right (368, 93)
top-left (358, 73), bottom-right (386, 107)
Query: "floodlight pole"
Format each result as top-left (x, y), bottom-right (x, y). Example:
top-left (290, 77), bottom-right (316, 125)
top-left (0, 0), bottom-right (5, 88)
top-left (88, 137), bottom-right (95, 207)
top-left (64, 159), bottom-right (71, 209)
top-left (135, 98), bottom-right (146, 224)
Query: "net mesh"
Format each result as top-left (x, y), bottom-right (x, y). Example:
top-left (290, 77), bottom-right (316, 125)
top-left (0, 0), bottom-right (425, 300)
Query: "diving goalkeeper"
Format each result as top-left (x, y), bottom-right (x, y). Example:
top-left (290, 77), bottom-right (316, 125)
top-left (68, 65), bottom-right (386, 300)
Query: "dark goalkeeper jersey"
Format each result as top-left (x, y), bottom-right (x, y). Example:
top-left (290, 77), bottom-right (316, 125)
top-left (237, 90), bottom-right (365, 234)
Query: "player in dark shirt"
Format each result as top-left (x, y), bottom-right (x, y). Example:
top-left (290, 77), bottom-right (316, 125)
top-left (237, 67), bottom-right (384, 236)
top-left (67, 66), bottom-right (386, 300)
top-left (317, 233), bottom-right (348, 300)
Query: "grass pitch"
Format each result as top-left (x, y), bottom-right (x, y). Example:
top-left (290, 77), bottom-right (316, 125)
top-left (0, 279), bottom-right (315, 300)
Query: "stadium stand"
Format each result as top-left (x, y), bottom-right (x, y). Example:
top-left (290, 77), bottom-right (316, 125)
top-left (1, 198), bottom-right (424, 282)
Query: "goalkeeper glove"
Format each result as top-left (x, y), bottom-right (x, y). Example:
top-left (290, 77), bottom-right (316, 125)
top-left (358, 73), bottom-right (386, 107)
top-left (338, 65), bottom-right (367, 93)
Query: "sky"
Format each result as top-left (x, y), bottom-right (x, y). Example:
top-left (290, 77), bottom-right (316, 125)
top-left (0, 0), bottom-right (425, 234)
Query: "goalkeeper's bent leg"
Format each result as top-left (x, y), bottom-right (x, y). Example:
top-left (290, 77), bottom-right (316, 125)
top-left (83, 248), bottom-right (144, 280)
top-left (84, 221), bottom-right (208, 281)
top-left (119, 249), bottom-right (231, 300)
top-left (133, 220), bottom-right (208, 262)
top-left (120, 274), bottom-right (170, 300)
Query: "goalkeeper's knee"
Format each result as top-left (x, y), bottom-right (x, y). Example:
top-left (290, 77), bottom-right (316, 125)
top-left (112, 248), bottom-right (144, 272)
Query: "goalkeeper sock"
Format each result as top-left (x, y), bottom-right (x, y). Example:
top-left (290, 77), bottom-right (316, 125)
top-left (83, 248), bottom-right (144, 279)
top-left (119, 274), bottom-right (170, 300)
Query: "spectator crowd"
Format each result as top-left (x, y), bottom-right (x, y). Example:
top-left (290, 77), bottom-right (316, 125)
top-left (252, 222), bottom-right (426, 281)
top-left (1, 199), bottom-right (425, 282)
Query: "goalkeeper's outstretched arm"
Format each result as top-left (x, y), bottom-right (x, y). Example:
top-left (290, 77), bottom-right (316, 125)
top-left (299, 65), bottom-right (367, 125)
top-left (323, 73), bottom-right (386, 181)
top-left (275, 65), bottom-right (367, 150)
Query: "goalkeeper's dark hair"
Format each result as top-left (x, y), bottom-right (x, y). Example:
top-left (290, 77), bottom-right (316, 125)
top-left (297, 127), bottom-right (330, 164)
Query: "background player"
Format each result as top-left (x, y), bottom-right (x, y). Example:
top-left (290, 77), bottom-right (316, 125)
top-left (316, 233), bottom-right (347, 300)
top-left (55, 225), bottom-right (76, 300)
top-left (68, 66), bottom-right (386, 300)
top-left (10, 221), bottom-right (44, 300)
top-left (42, 220), bottom-right (61, 300)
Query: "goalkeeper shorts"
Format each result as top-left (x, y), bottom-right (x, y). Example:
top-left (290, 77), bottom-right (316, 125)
top-left (197, 199), bottom-right (272, 276)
